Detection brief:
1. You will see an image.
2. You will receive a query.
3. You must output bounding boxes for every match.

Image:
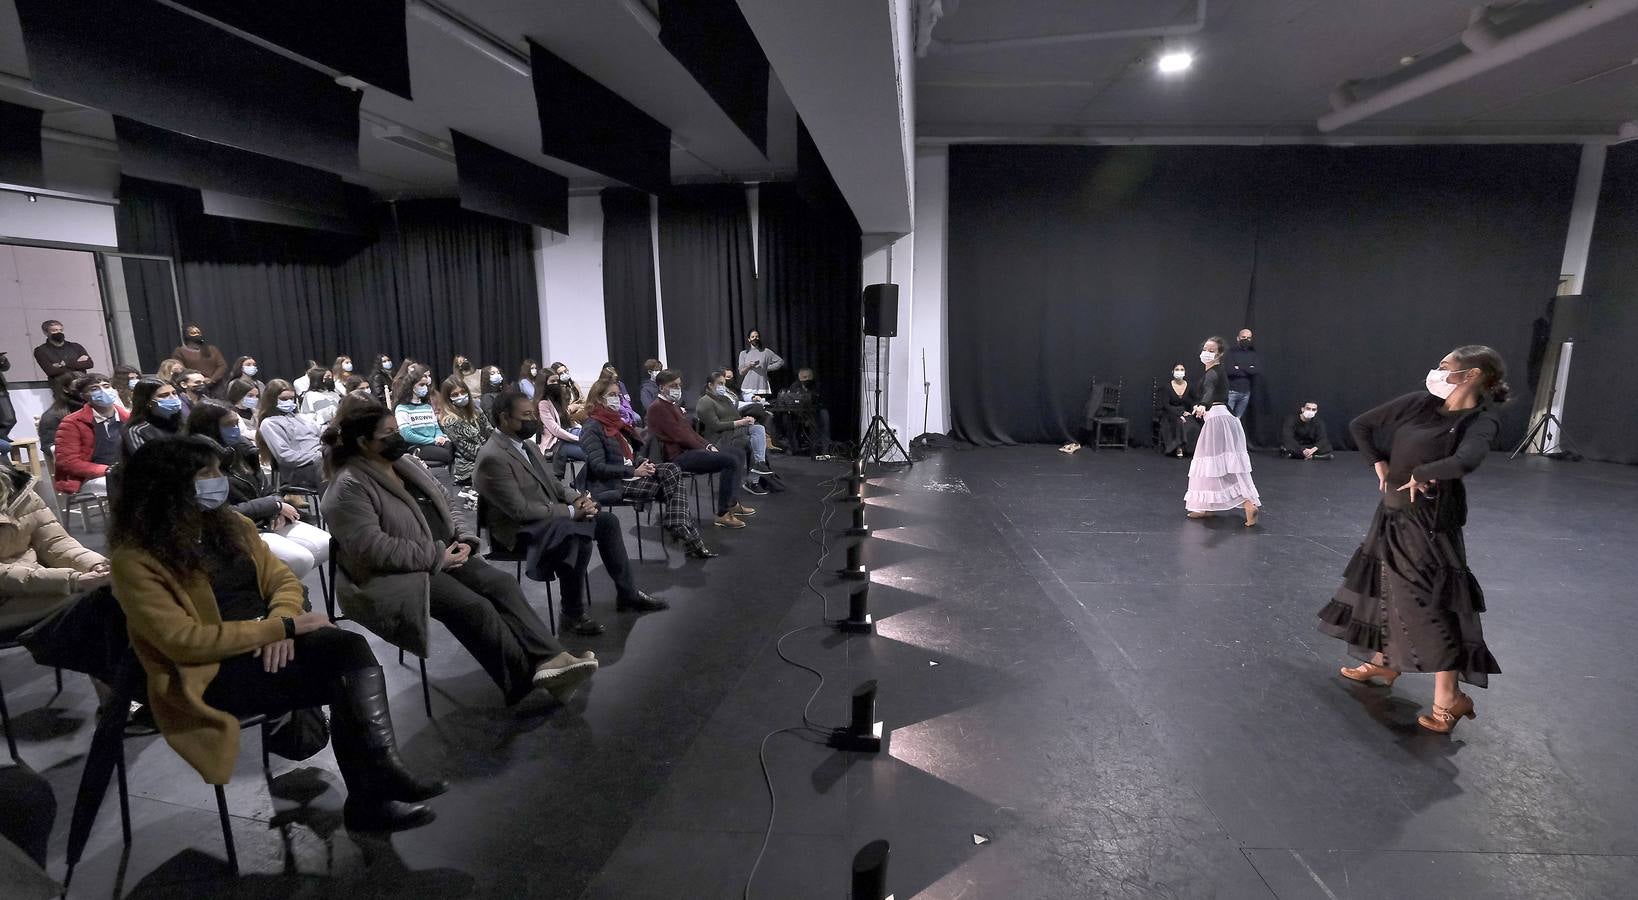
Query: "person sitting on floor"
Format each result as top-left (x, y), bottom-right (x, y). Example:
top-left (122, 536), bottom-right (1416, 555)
top-left (646, 370), bottom-right (752, 528)
top-left (257, 379), bottom-right (327, 489)
top-left (1280, 401), bottom-right (1334, 460)
top-left (322, 402), bottom-right (598, 707)
top-left (185, 401), bottom-right (331, 580)
top-left (53, 373), bottom-right (126, 499)
top-left (475, 391), bottom-right (667, 636)
top-left (123, 377), bottom-right (184, 458)
top-left (110, 436), bottom-right (447, 833)
top-left (580, 377), bottom-right (718, 558)
top-left (697, 369), bottom-right (777, 496)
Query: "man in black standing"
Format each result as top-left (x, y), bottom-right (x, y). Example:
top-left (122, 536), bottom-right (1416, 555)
top-left (1225, 327), bottom-right (1260, 421)
top-left (32, 320), bottom-right (95, 393)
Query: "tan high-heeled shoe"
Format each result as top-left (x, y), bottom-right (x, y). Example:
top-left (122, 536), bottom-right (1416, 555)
top-left (1339, 662), bottom-right (1399, 687)
top-left (1418, 692), bottom-right (1476, 734)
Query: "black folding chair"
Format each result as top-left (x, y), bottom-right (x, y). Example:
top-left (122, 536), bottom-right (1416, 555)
top-left (475, 495), bottom-right (561, 635)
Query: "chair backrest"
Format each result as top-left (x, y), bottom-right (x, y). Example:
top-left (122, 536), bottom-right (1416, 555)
top-left (1097, 379), bottom-right (1122, 416)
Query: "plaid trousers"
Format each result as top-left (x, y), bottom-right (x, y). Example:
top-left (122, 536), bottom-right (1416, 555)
top-left (618, 461), bottom-right (699, 542)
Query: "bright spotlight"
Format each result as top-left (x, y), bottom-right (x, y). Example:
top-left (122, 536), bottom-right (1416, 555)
top-left (1157, 50), bottom-right (1194, 75)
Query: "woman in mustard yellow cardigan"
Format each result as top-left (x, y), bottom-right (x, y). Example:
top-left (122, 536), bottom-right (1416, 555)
top-left (110, 436), bottom-right (447, 833)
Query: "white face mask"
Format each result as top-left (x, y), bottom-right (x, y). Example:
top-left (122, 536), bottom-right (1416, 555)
top-left (1425, 368), bottom-right (1462, 400)
top-left (530, 367), bottom-right (539, 377)
top-left (489, 372), bottom-right (503, 385)
top-left (382, 360), bottom-right (393, 370)
top-left (1172, 369), bottom-right (1185, 380)
top-left (452, 394), bottom-right (470, 407)
top-left (665, 387), bottom-right (682, 402)
top-left (1199, 350), bottom-right (1216, 365)
top-left (603, 396), bottom-right (622, 410)
top-left (242, 365), bottom-right (258, 377)
top-left (1301, 410), bottom-right (1316, 421)
top-left (342, 362), bottom-right (354, 372)
top-left (715, 384), bottom-right (730, 396)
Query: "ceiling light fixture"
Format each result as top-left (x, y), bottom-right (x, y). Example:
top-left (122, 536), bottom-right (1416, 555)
top-left (1157, 50), bottom-right (1194, 75)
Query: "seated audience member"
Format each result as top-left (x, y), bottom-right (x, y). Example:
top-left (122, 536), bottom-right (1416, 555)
top-left (226, 379), bottom-right (262, 424)
top-left (186, 401), bottom-right (331, 579)
top-left (437, 376), bottom-right (492, 487)
top-left (646, 370), bottom-right (751, 527)
top-left (111, 437), bottom-right (446, 833)
top-left (258, 379), bottom-right (326, 489)
top-left (391, 363), bottom-right (454, 468)
top-left (173, 323), bottom-right (228, 397)
top-left (299, 364), bottom-right (342, 426)
top-left (1280, 401), bottom-right (1334, 460)
top-left (581, 377), bottom-right (718, 558)
top-left (368, 353), bottom-right (396, 404)
top-left (174, 368), bottom-right (209, 417)
top-left (53, 373), bottom-right (126, 498)
top-left (291, 359), bottom-right (319, 395)
top-left (476, 392), bottom-right (668, 636)
top-left (638, 358), bottom-right (665, 411)
top-left (36, 376), bottom-right (82, 456)
top-left (516, 360), bottom-right (540, 401)
top-left (156, 357), bottom-right (185, 385)
top-left (479, 365), bottom-right (506, 419)
top-left (453, 354), bottom-right (482, 396)
top-left (332, 354), bottom-right (356, 386)
top-left (227, 355), bottom-right (265, 399)
top-left (1157, 363), bottom-right (1201, 458)
top-left (113, 363), bottom-right (141, 410)
top-left (697, 369), bottom-right (776, 496)
top-left (599, 363), bottom-right (643, 427)
top-left (776, 368), bottom-right (833, 458)
top-left (539, 370), bottom-right (586, 477)
top-left (123, 377), bottom-right (184, 457)
top-left (1, 458), bottom-right (110, 632)
top-left (718, 367), bottom-right (779, 450)
top-left (550, 362), bottom-right (585, 413)
top-left (322, 403), bottom-right (597, 706)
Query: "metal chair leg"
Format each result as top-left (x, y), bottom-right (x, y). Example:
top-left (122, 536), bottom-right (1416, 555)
top-left (116, 747), bottom-right (132, 844)
top-left (631, 506), bottom-right (645, 562)
top-left (0, 676), bottom-right (17, 762)
top-left (546, 579), bottom-right (557, 635)
top-left (419, 657), bottom-right (432, 717)
top-left (54, 667), bottom-right (63, 693)
top-left (215, 784), bottom-right (239, 873)
top-left (261, 720), bottom-right (271, 771)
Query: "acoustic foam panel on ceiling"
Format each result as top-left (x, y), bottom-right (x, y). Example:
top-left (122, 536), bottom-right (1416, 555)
top-left (657, 0), bottom-right (769, 155)
top-left (115, 117), bottom-right (351, 221)
top-left (527, 39), bottom-right (671, 196)
top-left (168, 0), bottom-right (412, 100)
top-left (0, 100), bottom-right (45, 187)
top-left (15, 0), bottom-right (361, 174)
top-left (200, 189), bottom-right (372, 236)
top-left (451, 131), bottom-right (568, 235)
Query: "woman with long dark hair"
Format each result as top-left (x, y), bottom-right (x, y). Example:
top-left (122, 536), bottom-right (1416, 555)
top-left (298, 364), bottom-right (341, 426)
top-left (515, 359), bottom-right (540, 401)
top-left (258, 378), bottom-right (326, 489)
top-left (437, 375), bottom-right (492, 487)
top-left (390, 363), bottom-right (453, 468)
top-left (122, 376), bottom-right (184, 458)
top-left (226, 355), bottom-right (265, 400)
top-left (1317, 345), bottom-right (1508, 734)
top-left (1157, 362), bottom-right (1201, 458)
top-left (225, 378), bottom-right (262, 426)
top-left (538, 369), bottom-right (585, 476)
top-left (321, 402), bottom-right (597, 705)
top-left (1184, 336), bottom-right (1261, 526)
top-left (367, 353), bottom-right (396, 405)
top-left (109, 436), bottom-right (446, 832)
top-left (185, 401), bottom-right (331, 579)
top-left (478, 365), bottom-right (505, 420)
top-left (112, 363), bottom-right (141, 410)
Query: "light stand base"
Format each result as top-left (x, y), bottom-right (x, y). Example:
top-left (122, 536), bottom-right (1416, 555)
top-left (835, 566), bottom-right (870, 580)
top-left (828, 721), bottom-right (885, 753)
top-left (835, 614), bottom-right (875, 634)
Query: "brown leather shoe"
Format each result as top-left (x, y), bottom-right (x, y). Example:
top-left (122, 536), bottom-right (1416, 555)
top-left (714, 513), bottom-right (746, 529)
top-left (1339, 662), bottom-right (1399, 687)
top-left (730, 503), bottom-right (756, 516)
top-left (1418, 692), bottom-right (1476, 734)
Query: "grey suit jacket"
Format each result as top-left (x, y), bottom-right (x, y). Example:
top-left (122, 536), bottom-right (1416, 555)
top-left (473, 430), bottom-right (574, 551)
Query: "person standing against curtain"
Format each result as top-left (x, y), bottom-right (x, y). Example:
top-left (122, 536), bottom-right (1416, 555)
top-left (172, 324), bottom-right (229, 398)
top-left (1185, 337), bottom-right (1261, 526)
top-left (1225, 328), bottom-right (1260, 420)
top-left (737, 329), bottom-right (784, 402)
top-left (1317, 346), bottom-right (1507, 734)
top-left (33, 320), bottom-right (95, 394)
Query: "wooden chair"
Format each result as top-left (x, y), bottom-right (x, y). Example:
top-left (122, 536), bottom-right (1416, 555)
top-left (1089, 379), bottom-right (1130, 450)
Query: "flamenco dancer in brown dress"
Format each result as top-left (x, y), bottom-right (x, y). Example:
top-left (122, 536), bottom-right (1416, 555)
top-left (1316, 345), bottom-right (1507, 734)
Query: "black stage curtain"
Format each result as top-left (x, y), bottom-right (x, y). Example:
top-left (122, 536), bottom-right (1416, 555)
top-left (756, 183), bottom-right (863, 440)
top-left (947, 145), bottom-right (1578, 448)
top-left (657, 185), bottom-right (757, 390)
top-left (0, 99), bottom-right (44, 186)
top-left (1569, 143), bottom-right (1638, 464)
top-left (115, 178), bottom-right (539, 381)
top-left (601, 188), bottom-right (659, 386)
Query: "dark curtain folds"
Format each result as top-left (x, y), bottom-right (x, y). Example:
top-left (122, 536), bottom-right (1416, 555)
top-left (115, 177), bottom-right (539, 381)
top-left (1570, 143), bottom-right (1638, 464)
top-left (657, 185), bottom-right (756, 390)
top-left (947, 145), bottom-right (1577, 448)
top-left (756, 183), bottom-right (863, 440)
top-left (601, 188), bottom-right (659, 385)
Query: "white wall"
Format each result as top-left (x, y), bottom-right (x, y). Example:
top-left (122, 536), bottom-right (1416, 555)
top-left (0, 193), bottom-right (118, 248)
top-left (534, 195), bottom-right (610, 384)
top-left (909, 145), bottom-right (949, 435)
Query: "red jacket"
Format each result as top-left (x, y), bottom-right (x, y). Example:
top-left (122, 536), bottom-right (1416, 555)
top-left (54, 404), bottom-right (126, 494)
top-left (645, 396), bottom-right (707, 461)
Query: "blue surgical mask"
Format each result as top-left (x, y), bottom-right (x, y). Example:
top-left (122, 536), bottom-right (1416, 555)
top-left (715, 385), bottom-right (730, 396)
top-left (452, 394), bottom-right (470, 407)
top-left (665, 387), bottom-right (682, 402)
top-left (91, 387), bottom-right (118, 408)
top-left (155, 396), bottom-right (183, 417)
top-left (488, 372), bottom-right (502, 385)
top-left (239, 395), bottom-right (258, 410)
top-left (414, 384), bottom-right (428, 399)
top-left (342, 362), bottom-right (354, 372)
top-left (194, 475), bottom-right (230, 510)
top-left (382, 360), bottom-right (394, 370)
top-left (277, 399), bottom-right (298, 414)
top-left (127, 376), bottom-right (139, 389)
top-left (242, 365), bottom-right (258, 377)
top-left (220, 424), bottom-right (242, 445)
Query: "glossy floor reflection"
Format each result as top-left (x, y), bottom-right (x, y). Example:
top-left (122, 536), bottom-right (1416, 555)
top-left (6, 447), bottom-right (1635, 898)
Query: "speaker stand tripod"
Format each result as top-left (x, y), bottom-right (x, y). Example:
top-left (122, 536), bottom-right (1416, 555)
top-left (1509, 410), bottom-right (1577, 459)
top-left (861, 335), bottom-right (911, 467)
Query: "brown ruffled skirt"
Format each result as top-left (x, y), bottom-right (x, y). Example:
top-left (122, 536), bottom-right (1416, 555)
top-left (1316, 499), bottom-right (1501, 688)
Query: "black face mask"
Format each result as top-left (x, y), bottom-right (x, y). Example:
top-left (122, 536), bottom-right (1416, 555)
top-left (48, 333), bottom-right (65, 345)
top-left (800, 379), bottom-right (815, 390)
top-left (1237, 339), bottom-right (1254, 349)
top-left (750, 339), bottom-right (762, 349)
top-left (379, 433), bottom-right (411, 461)
top-left (515, 419), bottom-right (543, 441)
top-left (458, 361), bottom-right (472, 372)
top-left (543, 383), bottom-right (565, 402)
top-left (187, 333), bottom-right (204, 344)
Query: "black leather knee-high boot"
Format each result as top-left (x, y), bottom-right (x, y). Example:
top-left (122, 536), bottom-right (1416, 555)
top-left (330, 666), bottom-right (449, 832)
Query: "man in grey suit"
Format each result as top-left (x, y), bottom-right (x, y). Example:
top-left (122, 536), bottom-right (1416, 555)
top-left (475, 391), bottom-right (666, 636)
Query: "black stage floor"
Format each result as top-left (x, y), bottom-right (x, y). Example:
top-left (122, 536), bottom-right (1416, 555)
top-left (7, 447), bottom-right (1637, 898)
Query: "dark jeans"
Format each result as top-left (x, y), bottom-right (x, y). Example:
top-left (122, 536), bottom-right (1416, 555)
top-left (672, 448), bottom-right (740, 514)
top-left (202, 627), bottom-right (377, 716)
top-left (0, 389), bottom-right (16, 440)
top-left (592, 508), bottom-right (640, 602)
top-left (412, 443), bottom-right (455, 466)
top-left (429, 556), bottom-right (563, 704)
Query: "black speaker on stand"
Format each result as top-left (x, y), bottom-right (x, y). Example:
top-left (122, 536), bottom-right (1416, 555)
top-left (861, 284), bottom-right (911, 467)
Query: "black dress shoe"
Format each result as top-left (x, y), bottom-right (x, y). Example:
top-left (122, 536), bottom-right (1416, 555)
top-left (563, 616), bottom-right (606, 636)
top-left (684, 540), bottom-right (719, 559)
top-left (344, 798), bottom-right (436, 834)
top-left (617, 591), bottom-right (670, 612)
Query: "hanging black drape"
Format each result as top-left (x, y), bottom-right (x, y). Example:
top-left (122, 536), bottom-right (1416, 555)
top-left (601, 188), bottom-right (659, 385)
top-left (657, 185), bottom-right (757, 391)
top-left (947, 145), bottom-right (1577, 448)
top-left (1568, 143), bottom-right (1638, 464)
top-left (115, 177), bottom-right (540, 381)
top-left (756, 182), bottom-right (863, 440)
